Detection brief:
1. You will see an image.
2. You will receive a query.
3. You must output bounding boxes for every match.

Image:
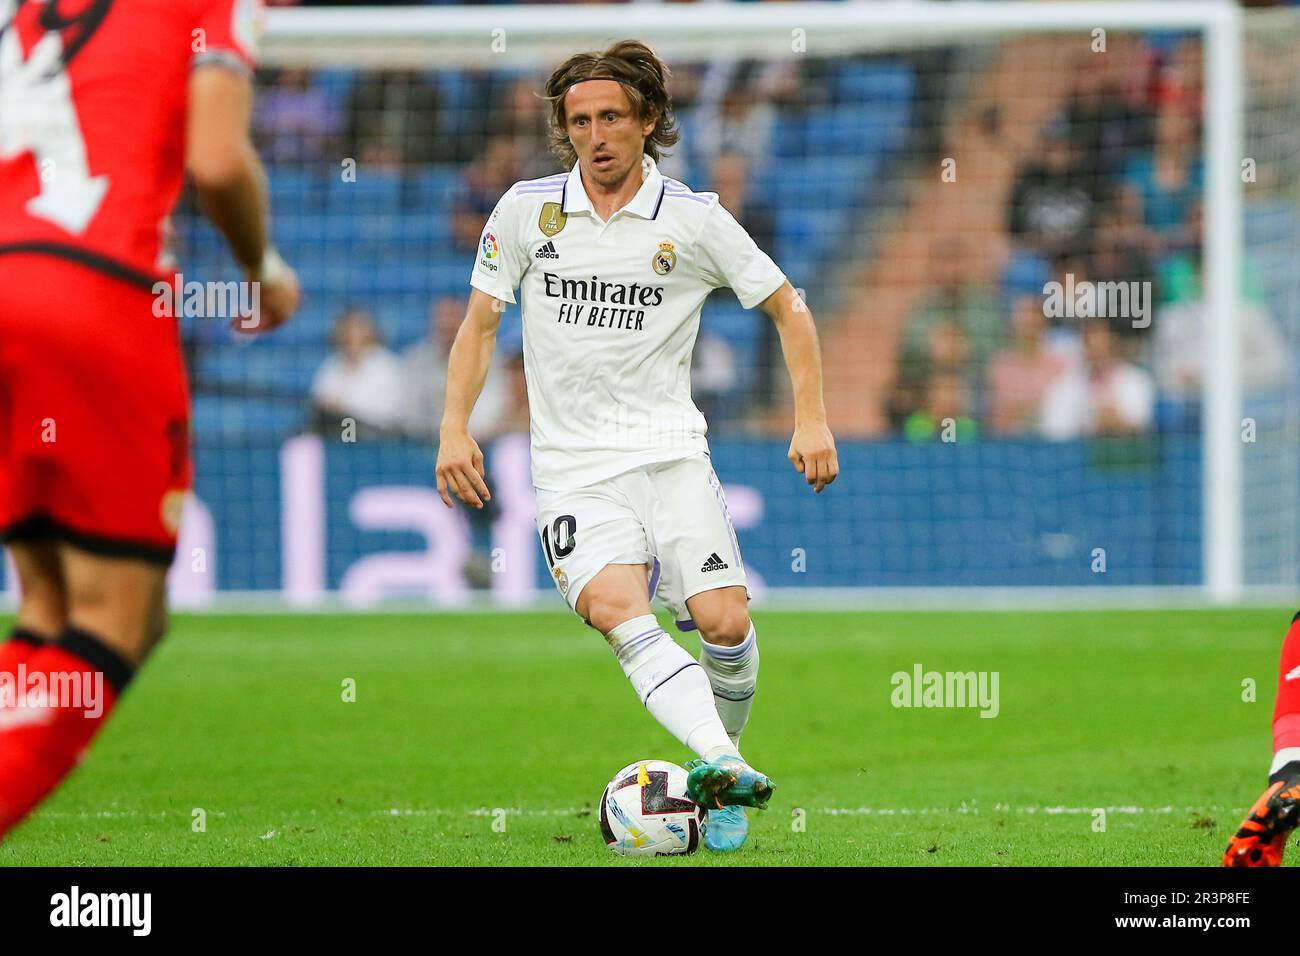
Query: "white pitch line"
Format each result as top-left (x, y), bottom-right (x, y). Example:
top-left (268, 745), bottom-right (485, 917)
top-left (31, 804), bottom-right (1245, 821)
top-left (386, 804), bottom-right (1245, 818)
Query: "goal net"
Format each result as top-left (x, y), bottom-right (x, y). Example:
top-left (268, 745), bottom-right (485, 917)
top-left (5, 2), bottom-right (1293, 608)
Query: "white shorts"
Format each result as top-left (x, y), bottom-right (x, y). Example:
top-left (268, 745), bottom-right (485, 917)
top-left (535, 452), bottom-right (749, 631)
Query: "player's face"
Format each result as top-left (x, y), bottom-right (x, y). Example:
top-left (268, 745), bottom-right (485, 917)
top-left (563, 80), bottom-right (657, 187)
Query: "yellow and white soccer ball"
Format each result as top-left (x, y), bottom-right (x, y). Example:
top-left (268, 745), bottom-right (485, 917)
top-left (599, 759), bottom-right (705, 857)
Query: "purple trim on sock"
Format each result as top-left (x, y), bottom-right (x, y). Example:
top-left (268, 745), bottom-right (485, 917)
top-left (626, 626), bottom-right (661, 646)
top-left (616, 631), bottom-right (663, 665)
top-left (642, 661), bottom-right (701, 702)
top-left (699, 623), bottom-right (756, 661)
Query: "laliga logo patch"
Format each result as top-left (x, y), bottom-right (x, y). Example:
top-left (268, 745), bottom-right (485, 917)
top-left (479, 232), bottom-right (500, 272)
top-left (651, 241), bottom-right (677, 276)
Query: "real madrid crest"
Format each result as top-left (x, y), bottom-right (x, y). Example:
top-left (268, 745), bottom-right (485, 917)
top-left (538, 202), bottom-right (567, 238)
top-left (553, 567), bottom-right (570, 595)
top-left (652, 241), bottom-right (677, 276)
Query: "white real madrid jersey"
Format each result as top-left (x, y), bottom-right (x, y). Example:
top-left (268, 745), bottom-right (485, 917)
top-left (468, 154), bottom-right (786, 492)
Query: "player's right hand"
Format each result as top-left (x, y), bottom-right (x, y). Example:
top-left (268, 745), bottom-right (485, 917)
top-left (237, 251), bottom-right (301, 335)
top-left (436, 428), bottom-right (492, 509)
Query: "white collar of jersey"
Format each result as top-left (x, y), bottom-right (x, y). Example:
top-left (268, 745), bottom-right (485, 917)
top-left (561, 153), bottom-right (666, 221)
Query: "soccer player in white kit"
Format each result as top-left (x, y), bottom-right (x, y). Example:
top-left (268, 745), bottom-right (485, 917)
top-left (436, 40), bottom-right (839, 852)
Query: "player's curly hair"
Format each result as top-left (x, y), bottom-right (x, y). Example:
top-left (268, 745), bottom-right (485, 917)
top-left (543, 39), bottom-right (680, 168)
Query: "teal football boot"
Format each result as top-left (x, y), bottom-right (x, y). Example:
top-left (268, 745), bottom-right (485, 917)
top-left (685, 755), bottom-right (774, 812)
top-left (703, 805), bottom-right (749, 852)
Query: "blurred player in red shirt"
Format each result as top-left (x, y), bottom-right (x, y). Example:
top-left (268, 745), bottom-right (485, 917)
top-left (0, 0), bottom-right (299, 838)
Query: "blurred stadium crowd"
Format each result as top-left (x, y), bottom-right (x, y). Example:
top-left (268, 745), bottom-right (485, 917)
top-left (174, 13), bottom-right (1298, 448)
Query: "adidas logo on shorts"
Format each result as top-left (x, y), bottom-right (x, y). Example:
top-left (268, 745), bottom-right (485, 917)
top-left (534, 240), bottom-right (560, 259)
top-left (700, 552), bottom-right (729, 573)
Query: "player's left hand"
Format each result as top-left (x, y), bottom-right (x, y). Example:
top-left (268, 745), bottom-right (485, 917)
top-left (234, 249), bottom-right (301, 335)
top-left (788, 420), bottom-right (839, 494)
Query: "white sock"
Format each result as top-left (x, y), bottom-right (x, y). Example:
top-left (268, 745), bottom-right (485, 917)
top-left (699, 621), bottom-right (758, 753)
top-left (605, 614), bottom-right (735, 761)
top-left (1270, 747), bottom-right (1300, 777)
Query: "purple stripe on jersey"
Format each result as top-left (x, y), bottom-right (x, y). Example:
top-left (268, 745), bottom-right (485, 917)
top-left (516, 186), bottom-right (564, 194)
top-left (648, 556), bottom-right (662, 598)
top-left (650, 183), bottom-right (666, 220)
top-left (664, 192), bottom-right (711, 205)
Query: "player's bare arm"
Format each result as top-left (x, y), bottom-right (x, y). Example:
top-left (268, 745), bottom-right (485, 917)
top-left (186, 65), bottom-right (300, 334)
top-left (435, 288), bottom-right (501, 510)
top-left (759, 281), bottom-right (839, 493)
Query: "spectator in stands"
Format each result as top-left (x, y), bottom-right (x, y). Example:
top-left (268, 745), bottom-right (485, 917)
top-left (1153, 37), bottom-right (1204, 120)
top-left (488, 78), bottom-right (554, 180)
top-left (346, 69), bottom-right (446, 168)
top-left (985, 294), bottom-right (1069, 436)
top-left (253, 68), bottom-right (342, 165)
top-left (311, 308), bottom-right (406, 436)
top-left (1152, 253), bottom-right (1287, 404)
top-left (1041, 252), bottom-right (1089, 356)
top-left (1040, 317), bottom-right (1155, 440)
top-left (684, 59), bottom-right (782, 176)
top-left (399, 296), bottom-right (509, 441)
top-left (892, 317), bottom-right (974, 434)
top-left (903, 369), bottom-right (978, 444)
top-left (1119, 105), bottom-right (1203, 257)
top-left (1007, 111), bottom-right (1098, 260)
top-left (453, 135), bottom-right (523, 253)
top-left (1064, 46), bottom-right (1154, 197)
top-left (1089, 200), bottom-right (1157, 358)
top-left (899, 236), bottom-right (1004, 377)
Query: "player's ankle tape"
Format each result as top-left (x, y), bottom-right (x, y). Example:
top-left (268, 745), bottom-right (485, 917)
top-left (57, 627), bottom-right (135, 696)
top-left (7, 626), bottom-right (48, 647)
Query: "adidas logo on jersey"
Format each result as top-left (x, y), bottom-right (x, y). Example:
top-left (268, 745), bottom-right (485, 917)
top-left (700, 552), bottom-right (729, 573)
top-left (534, 240), bottom-right (560, 259)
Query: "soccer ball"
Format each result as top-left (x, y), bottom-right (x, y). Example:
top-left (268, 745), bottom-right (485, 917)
top-left (599, 759), bottom-right (705, 856)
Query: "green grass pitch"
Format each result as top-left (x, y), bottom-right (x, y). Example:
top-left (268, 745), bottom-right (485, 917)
top-left (0, 608), bottom-right (1293, 866)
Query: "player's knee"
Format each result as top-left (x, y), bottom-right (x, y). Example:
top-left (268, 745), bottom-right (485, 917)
top-left (582, 593), bottom-right (643, 637)
top-left (697, 609), bottom-right (751, 648)
top-left (17, 579), bottom-right (67, 636)
top-left (13, 554), bottom-right (67, 635)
